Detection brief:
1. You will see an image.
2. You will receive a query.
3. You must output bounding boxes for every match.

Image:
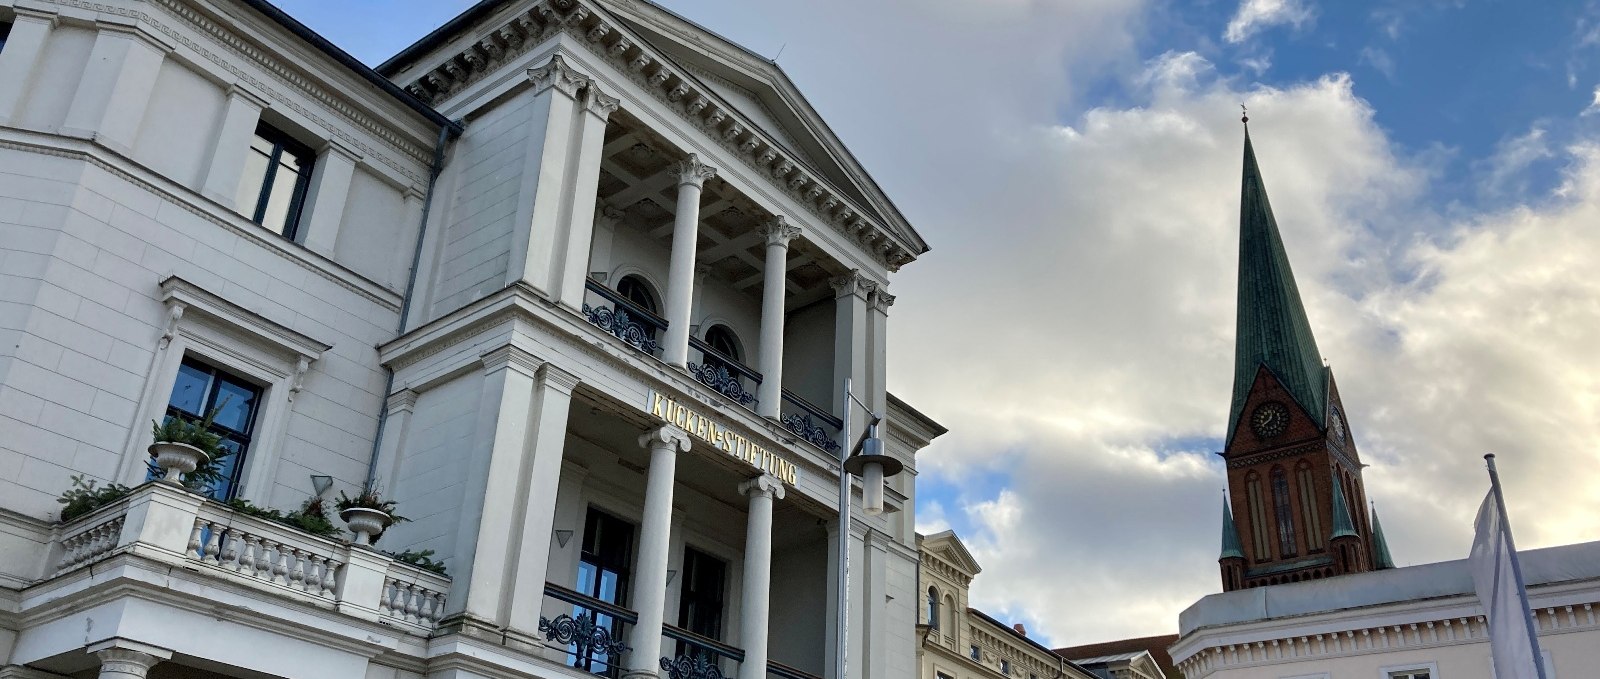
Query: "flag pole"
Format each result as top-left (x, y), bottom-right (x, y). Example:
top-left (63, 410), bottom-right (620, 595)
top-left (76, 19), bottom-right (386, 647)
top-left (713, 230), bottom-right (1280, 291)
top-left (1484, 453), bottom-right (1547, 679)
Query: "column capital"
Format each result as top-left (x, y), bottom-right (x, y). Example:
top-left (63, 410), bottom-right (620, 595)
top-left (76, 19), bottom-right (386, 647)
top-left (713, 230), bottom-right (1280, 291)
top-left (528, 53), bottom-right (588, 98)
top-left (536, 362), bottom-right (582, 393)
top-left (829, 270), bottom-right (877, 301)
top-left (673, 154), bottom-right (718, 188)
top-left (758, 216), bottom-right (802, 248)
top-left (869, 288), bottom-right (896, 314)
top-left (480, 345), bottom-right (543, 377)
top-left (639, 424), bottom-right (693, 453)
top-left (596, 202), bottom-right (628, 228)
top-left (584, 83), bottom-right (622, 120)
top-left (739, 474), bottom-right (786, 501)
top-left (223, 82), bottom-right (271, 110)
top-left (88, 638), bottom-right (171, 678)
top-left (386, 388), bottom-right (419, 413)
top-left (319, 138), bottom-right (363, 163)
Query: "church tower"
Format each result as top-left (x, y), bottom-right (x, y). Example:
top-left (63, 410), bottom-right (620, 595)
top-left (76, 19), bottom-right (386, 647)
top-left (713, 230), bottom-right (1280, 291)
top-left (1217, 119), bottom-right (1390, 590)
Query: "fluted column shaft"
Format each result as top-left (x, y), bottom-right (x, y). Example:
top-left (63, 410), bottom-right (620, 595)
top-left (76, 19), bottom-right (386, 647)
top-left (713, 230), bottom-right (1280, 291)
top-left (662, 155), bottom-right (717, 367)
top-left (737, 475), bottom-right (786, 679)
top-left (626, 425), bottom-right (693, 678)
top-left (757, 218), bottom-right (799, 417)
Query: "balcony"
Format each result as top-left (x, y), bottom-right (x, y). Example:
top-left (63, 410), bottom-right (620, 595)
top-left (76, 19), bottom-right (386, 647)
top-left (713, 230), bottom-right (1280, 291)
top-left (539, 582), bottom-right (823, 679)
top-left (47, 482), bottom-right (450, 631)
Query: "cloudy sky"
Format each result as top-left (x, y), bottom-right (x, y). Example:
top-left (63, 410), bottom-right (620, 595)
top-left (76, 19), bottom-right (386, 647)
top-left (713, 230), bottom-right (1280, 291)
top-left (280, 0), bottom-right (1600, 648)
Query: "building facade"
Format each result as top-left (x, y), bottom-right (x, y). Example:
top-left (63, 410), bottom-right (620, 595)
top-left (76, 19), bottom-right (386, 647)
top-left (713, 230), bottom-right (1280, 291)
top-left (1171, 541), bottom-right (1600, 678)
top-left (1217, 122), bottom-right (1394, 592)
top-left (0, 1), bottom-right (938, 678)
top-left (915, 532), bottom-right (1102, 679)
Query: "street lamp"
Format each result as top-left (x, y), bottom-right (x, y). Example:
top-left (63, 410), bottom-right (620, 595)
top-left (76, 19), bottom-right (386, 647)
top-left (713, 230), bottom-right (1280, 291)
top-left (834, 377), bottom-right (906, 679)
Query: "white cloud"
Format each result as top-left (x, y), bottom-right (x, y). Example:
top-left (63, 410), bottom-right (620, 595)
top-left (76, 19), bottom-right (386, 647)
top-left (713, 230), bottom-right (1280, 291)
top-left (1224, 0), bottom-right (1314, 44)
top-left (1360, 46), bottom-right (1397, 81)
top-left (1475, 126), bottom-right (1554, 198)
top-left (1584, 85), bottom-right (1600, 115)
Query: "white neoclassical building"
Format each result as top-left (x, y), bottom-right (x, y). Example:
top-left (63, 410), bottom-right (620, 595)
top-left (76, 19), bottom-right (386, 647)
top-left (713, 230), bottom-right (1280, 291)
top-left (1169, 540), bottom-right (1600, 679)
top-left (0, 0), bottom-right (941, 677)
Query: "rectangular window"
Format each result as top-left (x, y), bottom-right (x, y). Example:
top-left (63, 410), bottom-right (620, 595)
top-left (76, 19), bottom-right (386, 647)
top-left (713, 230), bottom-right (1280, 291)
top-left (1387, 671), bottom-right (1429, 679)
top-left (162, 357), bottom-right (261, 500)
top-left (970, 645), bottom-right (980, 661)
top-left (234, 122), bottom-right (314, 240)
top-left (574, 507), bottom-right (635, 675)
top-left (676, 546), bottom-right (728, 659)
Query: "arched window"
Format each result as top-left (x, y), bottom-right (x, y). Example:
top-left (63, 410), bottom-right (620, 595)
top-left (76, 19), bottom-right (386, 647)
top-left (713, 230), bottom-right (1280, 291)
top-left (1272, 467), bottom-right (1297, 557)
top-left (1246, 472), bottom-right (1271, 561)
top-left (927, 587), bottom-right (940, 629)
top-left (1297, 463), bottom-right (1324, 551)
top-left (616, 275), bottom-right (658, 314)
top-left (942, 594), bottom-right (956, 638)
top-left (704, 324), bottom-right (741, 362)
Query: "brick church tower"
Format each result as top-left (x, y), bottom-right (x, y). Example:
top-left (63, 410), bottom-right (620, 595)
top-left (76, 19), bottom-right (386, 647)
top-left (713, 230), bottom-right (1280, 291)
top-left (1217, 120), bottom-right (1394, 591)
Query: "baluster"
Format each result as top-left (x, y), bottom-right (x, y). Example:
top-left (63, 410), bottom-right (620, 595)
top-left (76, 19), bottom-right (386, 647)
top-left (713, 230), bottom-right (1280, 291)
top-left (288, 548), bottom-right (306, 590)
top-left (250, 535), bottom-right (271, 579)
top-left (220, 528), bottom-right (241, 570)
top-left (84, 526), bottom-right (103, 561)
top-left (236, 534), bottom-right (257, 575)
top-left (306, 555), bottom-right (326, 595)
top-left (272, 543), bottom-right (291, 585)
top-left (378, 579), bottom-right (394, 615)
top-left (321, 559), bottom-right (339, 596)
top-left (59, 534), bottom-right (79, 569)
top-left (188, 518), bottom-right (205, 558)
top-left (202, 522), bottom-right (224, 564)
top-left (421, 590), bottom-right (440, 625)
top-left (402, 582), bottom-right (421, 623)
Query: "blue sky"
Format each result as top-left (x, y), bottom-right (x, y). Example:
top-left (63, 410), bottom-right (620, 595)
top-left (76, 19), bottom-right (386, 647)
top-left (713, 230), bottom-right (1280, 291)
top-left (275, 0), bottom-right (1600, 646)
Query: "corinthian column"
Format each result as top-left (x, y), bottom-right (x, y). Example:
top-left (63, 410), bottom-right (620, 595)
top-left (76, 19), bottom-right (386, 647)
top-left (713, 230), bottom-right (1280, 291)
top-left (626, 425), bottom-right (693, 678)
top-left (89, 640), bottom-right (171, 679)
top-left (661, 154), bottom-right (717, 368)
top-left (756, 217), bottom-right (801, 418)
top-left (737, 474), bottom-right (786, 679)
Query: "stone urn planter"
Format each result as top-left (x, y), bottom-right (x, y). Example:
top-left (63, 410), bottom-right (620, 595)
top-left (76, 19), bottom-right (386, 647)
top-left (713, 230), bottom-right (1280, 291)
top-left (339, 507), bottom-right (394, 546)
top-left (148, 442), bottom-right (209, 483)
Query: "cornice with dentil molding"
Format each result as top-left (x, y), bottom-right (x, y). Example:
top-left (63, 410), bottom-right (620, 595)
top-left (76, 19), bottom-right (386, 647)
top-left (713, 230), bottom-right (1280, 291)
top-left (396, 0), bottom-right (918, 272)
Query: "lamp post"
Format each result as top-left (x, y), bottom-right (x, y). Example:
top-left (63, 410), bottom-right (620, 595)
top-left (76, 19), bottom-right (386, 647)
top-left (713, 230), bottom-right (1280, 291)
top-left (834, 377), bottom-right (905, 679)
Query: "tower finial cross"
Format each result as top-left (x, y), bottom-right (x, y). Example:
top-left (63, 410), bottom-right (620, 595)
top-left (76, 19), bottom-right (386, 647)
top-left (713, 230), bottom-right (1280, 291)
top-left (1241, 103), bottom-right (1249, 125)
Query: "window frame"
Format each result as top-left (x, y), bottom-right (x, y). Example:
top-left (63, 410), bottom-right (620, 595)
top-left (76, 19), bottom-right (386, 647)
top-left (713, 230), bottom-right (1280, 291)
top-left (238, 121), bottom-right (316, 241)
top-left (1271, 466), bottom-right (1298, 558)
top-left (117, 277), bottom-right (328, 503)
top-left (1378, 661), bottom-right (1438, 679)
top-left (162, 357), bottom-right (264, 500)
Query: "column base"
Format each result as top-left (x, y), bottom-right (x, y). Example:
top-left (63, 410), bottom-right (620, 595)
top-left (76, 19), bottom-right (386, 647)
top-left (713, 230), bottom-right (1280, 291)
top-left (622, 670), bottom-right (660, 679)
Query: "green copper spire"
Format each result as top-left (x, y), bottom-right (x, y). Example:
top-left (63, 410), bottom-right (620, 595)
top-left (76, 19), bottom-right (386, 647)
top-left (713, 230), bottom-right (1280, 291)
top-left (1227, 125), bottom-right (1328, 446)
top-left (1220, 493), bottom-right (1245, 560)
top-left (1330, 479), bottom-right (1358, 540)
top-left (1370, 503), bottom-right (1395, 569)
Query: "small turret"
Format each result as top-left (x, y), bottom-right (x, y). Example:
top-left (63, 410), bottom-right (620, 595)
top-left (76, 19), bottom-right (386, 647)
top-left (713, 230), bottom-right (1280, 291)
top-left (1219, 493), bottom-right (1246, 590)
top-left (1370, 503), bottom-right (1396, 569)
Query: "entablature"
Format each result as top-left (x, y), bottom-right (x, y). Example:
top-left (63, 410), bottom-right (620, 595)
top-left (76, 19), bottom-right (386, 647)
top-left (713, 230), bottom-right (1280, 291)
top-left (383, 0), bottom-right (921, 272)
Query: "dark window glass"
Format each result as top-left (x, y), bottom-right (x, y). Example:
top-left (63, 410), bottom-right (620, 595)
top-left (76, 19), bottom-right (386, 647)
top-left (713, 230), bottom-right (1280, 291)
top-left (970, 645), bottom-right (980, 661)
top-left (0, 22), bottom-right (12, 54)
top-left (235, 123), bottom-right (314, 240)
top-left (161, 358), bottom-right (261, 500)
top-left (1000, 660), bottom-right (1010, 675)
top-left (676, 547), bottom-right (728, 659)
top-left (926, 587), bottom-right (940, 629)
top-left (1272, 468), bottom-right (1297, 558)
top-left (574, 507), bottom-right (635, 675)
top-left (704, 325), bottom-right (740, 362)
top-left (616, 275), bottom-right (658, 314)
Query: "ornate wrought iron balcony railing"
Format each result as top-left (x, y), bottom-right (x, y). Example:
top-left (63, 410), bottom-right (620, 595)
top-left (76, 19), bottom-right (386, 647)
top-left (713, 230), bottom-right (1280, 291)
top-left (583, 278), bottom-right (669, 356)
top-left (687, 337), bottom-right (762, 409)
top-left (779, 389), bottom-right (843, 453)
top-left (542, 582), bottom-right (637, 675)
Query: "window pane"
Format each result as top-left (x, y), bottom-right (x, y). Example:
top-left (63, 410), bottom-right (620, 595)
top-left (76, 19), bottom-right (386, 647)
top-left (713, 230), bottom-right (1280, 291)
top-left (235, 145), bottom-right (273, 218)
top-left (207, 438), bottom-right (245, 499)
top-left (168, 363), bottom-right (210, 416)
top-left (212, 379), bottom-right (257, 433)
top-left (259, 168), bottom-right (298, 236)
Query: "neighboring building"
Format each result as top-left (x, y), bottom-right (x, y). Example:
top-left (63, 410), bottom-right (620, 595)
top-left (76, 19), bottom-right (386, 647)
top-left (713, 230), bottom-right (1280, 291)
top-left (1056, 636), bottom-right (1176, 679)
top-left (0, 0), bottom-right (937, 678)
top-left (1216, 119), bottom-right (1394, 592)
top-left (1171, 541), bottom-right (1600, 678)
top-left (916, 531), bottom-right (1101, 679)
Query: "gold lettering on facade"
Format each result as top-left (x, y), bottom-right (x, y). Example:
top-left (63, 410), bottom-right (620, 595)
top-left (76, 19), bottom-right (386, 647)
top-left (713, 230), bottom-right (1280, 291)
top-left (641, 390), bottom-right (800, 486)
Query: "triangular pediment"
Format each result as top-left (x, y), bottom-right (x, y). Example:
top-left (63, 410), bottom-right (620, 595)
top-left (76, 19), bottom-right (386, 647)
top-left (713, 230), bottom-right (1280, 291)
top-left (592, 0), bottom-right (927, 252)
top-left (919, 530), bottom-right (983, 576)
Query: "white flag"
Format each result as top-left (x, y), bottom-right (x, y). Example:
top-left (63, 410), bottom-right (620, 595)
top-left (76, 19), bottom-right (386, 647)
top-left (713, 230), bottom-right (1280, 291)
top-left (1470, 489), bottom-right (1545, 679)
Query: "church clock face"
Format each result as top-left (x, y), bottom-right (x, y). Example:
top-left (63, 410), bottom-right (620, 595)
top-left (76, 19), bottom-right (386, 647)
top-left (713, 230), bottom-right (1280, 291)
top-left (1330, 407), bottom-right (1346, 443)
top-left (1250, 402), bottom-right (1290, 438)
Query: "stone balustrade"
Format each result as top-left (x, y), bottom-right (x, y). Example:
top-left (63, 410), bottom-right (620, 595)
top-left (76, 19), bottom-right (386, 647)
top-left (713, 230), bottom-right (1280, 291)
top-left (47, 482), bottom-right (449, 631)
